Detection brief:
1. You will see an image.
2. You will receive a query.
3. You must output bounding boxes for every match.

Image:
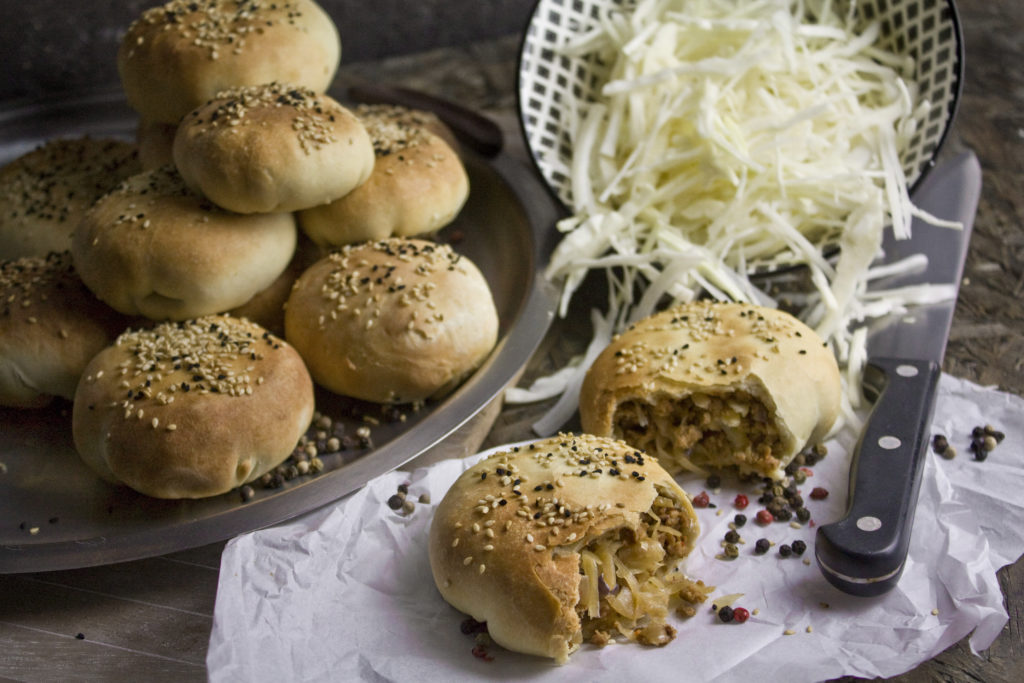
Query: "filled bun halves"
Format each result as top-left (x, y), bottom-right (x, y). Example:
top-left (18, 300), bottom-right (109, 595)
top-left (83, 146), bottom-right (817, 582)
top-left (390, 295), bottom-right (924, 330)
top-left (429, 433), bottom-right (708, 664)
top-left (579, 302), bottom-right (841, 480)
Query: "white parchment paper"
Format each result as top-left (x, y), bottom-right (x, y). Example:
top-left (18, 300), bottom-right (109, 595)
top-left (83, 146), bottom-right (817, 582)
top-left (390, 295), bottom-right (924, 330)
top-left (207, 374), bottom-right (1024, 682)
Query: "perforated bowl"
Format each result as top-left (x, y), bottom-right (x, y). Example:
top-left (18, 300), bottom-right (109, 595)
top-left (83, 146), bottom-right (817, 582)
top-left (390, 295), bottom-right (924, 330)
top-left (516, 0), bottom-right (964, 209)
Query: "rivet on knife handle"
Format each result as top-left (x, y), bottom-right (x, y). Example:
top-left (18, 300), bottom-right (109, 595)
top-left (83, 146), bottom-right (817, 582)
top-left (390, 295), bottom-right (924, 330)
top-left (815, 357), bottom-right (941, 597)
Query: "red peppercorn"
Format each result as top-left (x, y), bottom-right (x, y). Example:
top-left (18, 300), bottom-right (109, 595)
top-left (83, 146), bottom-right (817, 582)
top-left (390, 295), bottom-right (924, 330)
top-left (734, 494), bottom-right (749, 510)
top-left (692, 491), bottom-right (710, 508)
top-left (809, 487), bottom-right (829, 500)
top-left (732, 607), bottom-right (750, 623)
top-left (756, 509), bottom-right (774, 525)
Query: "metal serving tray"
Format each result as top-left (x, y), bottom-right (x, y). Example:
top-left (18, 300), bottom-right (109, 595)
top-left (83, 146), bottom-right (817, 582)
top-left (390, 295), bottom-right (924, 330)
top-left (0, 91), bottom-right (562, 573)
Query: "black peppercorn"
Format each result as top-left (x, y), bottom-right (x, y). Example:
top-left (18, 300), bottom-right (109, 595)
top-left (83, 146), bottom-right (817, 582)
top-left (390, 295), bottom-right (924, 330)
top-left (795, 507), bottom-right (811, 523)
top-left (718, 605), bottom-right (735, 623)
top-left (792, 540), bottom-right (807, 556)
top-left (386, 494), bottom-right (404, 510)
top-left (725, 530), bottom-right (740, 543)
top-left (779, 543), bottom-right (793, 558)
top-left (734, 513), bottom-right (747, 528)
top-left (754, 538), bottom-right (770, 555)
top-left (706, 474), bottom-right (721, 489)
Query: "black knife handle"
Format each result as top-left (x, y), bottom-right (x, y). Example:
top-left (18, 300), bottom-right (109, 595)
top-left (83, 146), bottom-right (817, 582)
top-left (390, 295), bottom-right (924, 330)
top-left (815, 357), bottom-right (941, 596)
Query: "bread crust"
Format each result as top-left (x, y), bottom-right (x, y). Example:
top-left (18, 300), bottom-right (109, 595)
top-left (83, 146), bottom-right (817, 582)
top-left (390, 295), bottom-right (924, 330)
top-left (118, 0), bottom-right (340, 124)
top-left (72, 315), bottom-right (314, 499)
top-left (173, 83), bottom-right (374, 214)
top-left (0, 252), bottom-right (130, 407)
top-left (429, 433), bottom-right (700, 663)
top-left (284, 238), bottom-right (498, 403)
top-left (297, 106), bottom-right (468, 247)
top-left (579, 302), bottom-right (841, 479)
top-left (0, 138), bottom-right (141, 260)
top-left (71, 165), bottom-right (297, 321)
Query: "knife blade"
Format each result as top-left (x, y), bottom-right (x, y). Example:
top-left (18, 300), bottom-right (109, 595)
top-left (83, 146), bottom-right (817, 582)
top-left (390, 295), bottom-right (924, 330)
top-left (815, 150), bottom-right (982, 597)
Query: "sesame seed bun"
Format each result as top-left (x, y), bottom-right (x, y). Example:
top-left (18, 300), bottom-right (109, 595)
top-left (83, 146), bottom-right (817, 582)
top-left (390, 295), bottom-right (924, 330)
top-left (284, 238), bottom-right (498, 404)
top-left (296, 105), bottom-right (469, 247)
top-left (579, 302), bottom-right (841, 480)
top-left (118, 0), bottom-right (341, 124)
top-left (429, 433), bottom-right (705, 664)
top-left (72, 315), bottom-right (314, 499)
top-left (0, 252), bottom-right (131, 408)
top-left (71, 165), bottom-right (297, 322)
top-left (173, 83), bottom-right (374, 214)
top-left (0, 138), bottom-right (141, 260)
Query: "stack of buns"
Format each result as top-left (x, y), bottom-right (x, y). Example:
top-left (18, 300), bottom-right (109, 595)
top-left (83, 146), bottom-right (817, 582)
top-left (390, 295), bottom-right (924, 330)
top-left (0, 0), bottom-right (493, 500)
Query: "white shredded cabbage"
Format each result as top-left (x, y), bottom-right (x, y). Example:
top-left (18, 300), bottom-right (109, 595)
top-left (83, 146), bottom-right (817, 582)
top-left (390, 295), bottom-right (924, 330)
top-left (510, 0), bottom-right (960, 435)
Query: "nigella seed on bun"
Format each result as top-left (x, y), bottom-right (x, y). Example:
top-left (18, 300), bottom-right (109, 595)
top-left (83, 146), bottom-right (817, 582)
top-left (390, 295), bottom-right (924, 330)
top-left (579, 301), bottom-right (841, 480)
top-left (118, 0), bottom-right (341, 124)
top-left (429, 433), bottom-right (709, 664)
top-left (284, 238), bottom-right (498, 404)
top-left (72, 315), bottom-right (314, 499)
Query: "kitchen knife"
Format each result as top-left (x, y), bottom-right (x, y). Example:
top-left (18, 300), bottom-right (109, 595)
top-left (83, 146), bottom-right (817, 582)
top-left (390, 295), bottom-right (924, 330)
top-left (815, 151), bottom-right (982, 597)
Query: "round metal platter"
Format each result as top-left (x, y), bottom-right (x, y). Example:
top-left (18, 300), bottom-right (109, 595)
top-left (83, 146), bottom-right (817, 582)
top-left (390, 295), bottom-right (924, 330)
top-left (0, 91), bottom-right (562, 573)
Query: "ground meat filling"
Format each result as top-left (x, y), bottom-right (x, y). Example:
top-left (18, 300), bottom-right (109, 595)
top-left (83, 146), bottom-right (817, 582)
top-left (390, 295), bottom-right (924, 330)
top-left (575, 493), bottom-right (706, 647)
top-left (611, 390), bottom-right (786, 477)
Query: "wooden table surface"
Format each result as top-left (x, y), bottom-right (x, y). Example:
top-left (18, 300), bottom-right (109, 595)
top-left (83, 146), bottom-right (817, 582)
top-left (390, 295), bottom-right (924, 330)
top-left (2, 1), bottom-right (1022, 679)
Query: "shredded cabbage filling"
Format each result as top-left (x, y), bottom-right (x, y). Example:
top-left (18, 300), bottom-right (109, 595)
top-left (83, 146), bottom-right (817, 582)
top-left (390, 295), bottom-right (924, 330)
top-left (612, 390), bottom-right (785, 477)
top-left (576, 491), bottom-right (708, 646)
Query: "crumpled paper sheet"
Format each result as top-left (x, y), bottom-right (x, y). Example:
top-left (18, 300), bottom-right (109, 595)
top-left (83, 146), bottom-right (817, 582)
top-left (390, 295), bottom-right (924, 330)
top-left (207, 374), bottom-right (1024, 682)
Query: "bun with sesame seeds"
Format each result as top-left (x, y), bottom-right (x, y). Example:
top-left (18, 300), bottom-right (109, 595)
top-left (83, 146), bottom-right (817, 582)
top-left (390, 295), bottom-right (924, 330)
top-left (429, 433), bottom-right (709, 664)
top-left (173, 83), bottom-right (374, 214)
top-left (296, 105), bottom-right (469, 247)
top-left (0, 252), bottom-right (131, 408)
top-left (71, 165), bottom-right (297, 322)
top-left (117, 0), bottom-right (341, 125)
top-left (0, 137), bottom-right (141, 260)
top-left (72, 315), bottom-right (314, 499)
top-left (579, 302), bottom-right (841, 481)
top-left (284, 238), bottom-right (498, 404)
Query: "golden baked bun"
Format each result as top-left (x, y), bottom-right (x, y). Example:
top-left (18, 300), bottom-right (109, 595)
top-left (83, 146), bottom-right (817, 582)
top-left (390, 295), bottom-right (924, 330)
top-left (118, 0), bottom-right (341, 124)
top-left (71, 165), bottom-right (297, 321)
top-left (72, 315), bottom-right (314, 499)
top-left (0, 252), bottom-right (130, 408)
top-left (284, 238), bottom-right (498, 403)
top-left (136, 119), bottom-right (178, 170)
top-left (0, 138), bottom-right (141, 260)
top-left (297, 105), bottom-right (469, 247)
top-left (429, 433), bottom-right (708, 664)
top-left (352, 103), bottom-right (461, 157)
top-left (174, 83), bottom-right (374, 214)
top-left (579, 301), bottom-right (841, 480)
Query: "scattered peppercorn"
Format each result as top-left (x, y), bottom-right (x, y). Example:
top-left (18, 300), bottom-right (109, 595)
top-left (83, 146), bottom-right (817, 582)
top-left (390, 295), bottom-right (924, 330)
top-left (795, 507), bottom-right (811, 523)
top-left (791, 540), bottom-right (807, 556)
top-left (718, 606), bottom-right (735, 623)
top-left (692, 491), bottom-right (710, 508)
top-left (706, 474), bottom-right (721, 489)
top-left (724, 530), bottom-right (740, 544)
top-left (723, 543), bottom-right (739, 559)
top-left (734, 513), bottom-right (747, 528)
top-left (756, 509), bottom-right (774, 525)
top-left (779, 544), bottom-right (793, 558)
top-left (734, 494), bottom-right (749, 510)
top-left (732, 607), bottom-right (750, 623)
top-left (75, 633), bottom-right (85, 640)
top-left (754, 538), bottom-right (771, 555)
top-left (809, 487), bottom-right (829, 500)
top-left (386, 494), bottom-right (405, 510)
top-left (239, 485), bottom-right (255, 503)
